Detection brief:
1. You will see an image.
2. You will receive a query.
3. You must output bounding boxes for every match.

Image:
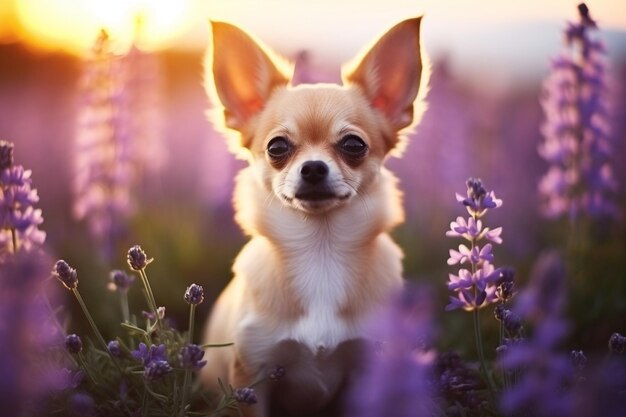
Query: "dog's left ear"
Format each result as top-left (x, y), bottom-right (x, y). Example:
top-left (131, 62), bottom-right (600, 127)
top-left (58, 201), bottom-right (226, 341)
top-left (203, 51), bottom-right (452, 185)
top-left (207, 21), bottom-right (290, 136)
top-left (344, 17), bottom-right (425, 133)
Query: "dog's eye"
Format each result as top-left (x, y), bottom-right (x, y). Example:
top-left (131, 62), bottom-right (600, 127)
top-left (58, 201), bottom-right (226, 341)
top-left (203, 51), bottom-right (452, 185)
top-left (267, 137), bottom-right (291, 158)
top-left (339, 135), bottom-right (367, 157)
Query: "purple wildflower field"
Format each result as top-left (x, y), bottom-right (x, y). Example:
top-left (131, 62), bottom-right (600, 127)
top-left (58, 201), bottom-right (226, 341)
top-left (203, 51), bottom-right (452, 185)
top-left (0, 2), bottom-right (625, 416)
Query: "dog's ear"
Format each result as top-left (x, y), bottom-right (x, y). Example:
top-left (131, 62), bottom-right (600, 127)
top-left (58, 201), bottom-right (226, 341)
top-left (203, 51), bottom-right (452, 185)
top-left (206, 21), bottom-right (290, 136)
top-left (343, 17), bottom-right (425, 133)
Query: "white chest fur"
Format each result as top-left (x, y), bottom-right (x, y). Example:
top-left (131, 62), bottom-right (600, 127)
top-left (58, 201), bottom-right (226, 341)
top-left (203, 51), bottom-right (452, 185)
top-left (283, 232), bottom-right (364, 351)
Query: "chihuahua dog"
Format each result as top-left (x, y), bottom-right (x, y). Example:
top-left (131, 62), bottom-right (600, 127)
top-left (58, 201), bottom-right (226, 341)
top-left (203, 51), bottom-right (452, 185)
top-left (201, 17), bottom-right (427, 417)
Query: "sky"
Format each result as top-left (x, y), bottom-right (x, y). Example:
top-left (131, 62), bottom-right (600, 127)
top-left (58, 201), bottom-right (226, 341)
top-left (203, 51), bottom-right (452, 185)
top-left (1, 0), bottom-right (625, 89)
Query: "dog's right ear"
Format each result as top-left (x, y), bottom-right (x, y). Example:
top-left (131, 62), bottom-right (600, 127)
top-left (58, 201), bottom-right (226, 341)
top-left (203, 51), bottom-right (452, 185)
top-left (206, 21), bottom-right (290, 140)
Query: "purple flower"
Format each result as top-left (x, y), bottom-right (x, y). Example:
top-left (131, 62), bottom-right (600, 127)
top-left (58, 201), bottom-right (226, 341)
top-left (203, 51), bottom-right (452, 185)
top-left (69, 392), bottom-right (96, 417)
top-left (131, 343), bottom-right (167, 366)
top-left (65, 334), bottom-right (83, 354)
top-left (446, 178), bottom-right (503, 311)
top-left (455, 178), bottom-right (502, 218)
top-left (142, 306), bottom-right (165, 321)
top-left (608, 332), bottom-right (626, 354)
top-left (0, 143), bottom-right (46, 255)
top-left (108, 270), bottom-right (135, 292)
top-left (269, 365), bottom-right (286, 381)
top-left (52, 260), bottom-right (78, 290)
top-left (127, 245), bottom-right (152, 271)
top-left (233, 387), bottom-right (257, 405)
top-left (108, 340), bottom-right (122, 358)
top-left (73, 32), bottom-right (165, 261)
top-left (144, 360), bottom-right (172, 381)
top-left (179, 344), bottom-right (207, 370)
top-left (537, 3), bottom-right (618, 220)
top-left (184, 283), bottom-right (204, 305)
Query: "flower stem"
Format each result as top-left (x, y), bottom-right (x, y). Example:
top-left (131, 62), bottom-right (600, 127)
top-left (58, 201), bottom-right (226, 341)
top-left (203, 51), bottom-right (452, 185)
top-left (72, 288), bottom-right (124, 373)
top-left (139, 269), bottom-right (161, 329)
top-left (121, 291), bottom-right (130, 324)
top-left (473, 308), bottom-right (497, 407)
top-left (77, 351), bottom-right (99, 386)
top-left (179, 304), bottom-right (197, 417)
top-left (10, 228), bottom-right (18, 253)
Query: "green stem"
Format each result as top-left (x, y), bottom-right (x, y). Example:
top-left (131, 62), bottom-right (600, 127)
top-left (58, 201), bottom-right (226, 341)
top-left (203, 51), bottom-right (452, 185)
top-left (121, 291), bottom-right (130, 324)
top-left (179, 305), bottom-right (197, 417)
top-left (139, 269), bottom-right (162, 329)
top-left (72, 288), bottom-right (124, 373)
top-left (473, 308), bottom-right (497, 407)
top-left (77, 352), bottom-right (99, 385)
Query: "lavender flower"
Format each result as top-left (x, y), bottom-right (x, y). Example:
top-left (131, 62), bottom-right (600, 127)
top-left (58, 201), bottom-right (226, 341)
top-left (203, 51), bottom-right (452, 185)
top-left (69, 392), bottom-right (96, 416)
top-left (446, 178), bottom-right (503, 311)
top-left (538, 3), bottom-right (618, 219)
top-left (127, 245), bottom-right (152, 271)
top-left (65, 334), bottom-right (83, 354)
top-left (107, 270), bottom-right (135, 292)
top-left (269, 365), bottom-right (286, 381)
top-left (184, 283), bottom-right (205, 305)
top-left (608, 332), bottom-right (626, 354)
top-left (233, 387), bottom-right (257, 405)
top-left (108, 340), bottom-right (122, 358)
top-left (144, 360), bottom-right (172, 381)
top-left (131, 343), bottom-right (167, 366)
top-left (0, 141), bottom-right (46, 255)
top-left (73, 31), bottom-right (165, 260)
top-left (52, 260), bottom-right (78, 290)
top-left (179, 344), bottom-right (207, 370)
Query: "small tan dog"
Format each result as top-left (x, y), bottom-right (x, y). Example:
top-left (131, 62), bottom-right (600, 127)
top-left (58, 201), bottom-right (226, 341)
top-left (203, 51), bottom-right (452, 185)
top-left (202, 17), bottom-right (427, 417)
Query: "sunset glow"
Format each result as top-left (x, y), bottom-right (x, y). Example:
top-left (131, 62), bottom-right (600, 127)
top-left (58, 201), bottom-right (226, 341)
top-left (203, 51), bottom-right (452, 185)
top-left (15, 0), bottom-right (200, 53)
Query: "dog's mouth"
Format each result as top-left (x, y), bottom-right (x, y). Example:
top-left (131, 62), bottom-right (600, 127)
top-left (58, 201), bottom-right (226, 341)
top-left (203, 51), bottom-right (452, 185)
top-left (281, 186), bottom-right (351, 212)
top-left (294, 190), bottom-right (348, 201)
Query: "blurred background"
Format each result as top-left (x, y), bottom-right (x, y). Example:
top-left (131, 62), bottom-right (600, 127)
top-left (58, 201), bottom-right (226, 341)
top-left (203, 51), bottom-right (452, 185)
top-left (1, 0), bottom-right (625, 356)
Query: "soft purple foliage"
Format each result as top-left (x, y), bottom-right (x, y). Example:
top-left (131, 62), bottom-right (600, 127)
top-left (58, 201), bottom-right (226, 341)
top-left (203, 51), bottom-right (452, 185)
top-left (346, 285), bottom-right (437, 417)
top-left (499, 251), bottom-right (576, 417)
top-left (0, 251), bottom-right (63, 416)
top-left (538, 4), bottom-right (618, 219)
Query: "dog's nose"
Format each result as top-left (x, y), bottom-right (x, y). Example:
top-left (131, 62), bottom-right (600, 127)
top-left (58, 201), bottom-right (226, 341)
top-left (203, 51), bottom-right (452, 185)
top-left (300, 161), bottom-right (329, 184)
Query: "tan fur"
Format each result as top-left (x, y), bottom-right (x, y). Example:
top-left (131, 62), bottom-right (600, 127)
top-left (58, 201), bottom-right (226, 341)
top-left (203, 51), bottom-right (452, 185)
top-left (201, 18), bottom-right (427, 417)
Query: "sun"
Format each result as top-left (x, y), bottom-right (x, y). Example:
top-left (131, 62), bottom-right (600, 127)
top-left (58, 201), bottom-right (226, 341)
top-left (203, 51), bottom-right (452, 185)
top-left (15, 0), bottom-right (202, 53)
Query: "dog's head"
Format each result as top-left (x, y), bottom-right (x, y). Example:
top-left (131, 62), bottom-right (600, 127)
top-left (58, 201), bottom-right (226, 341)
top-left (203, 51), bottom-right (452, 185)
top-left (205, 18), bottom-right (427, 214)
